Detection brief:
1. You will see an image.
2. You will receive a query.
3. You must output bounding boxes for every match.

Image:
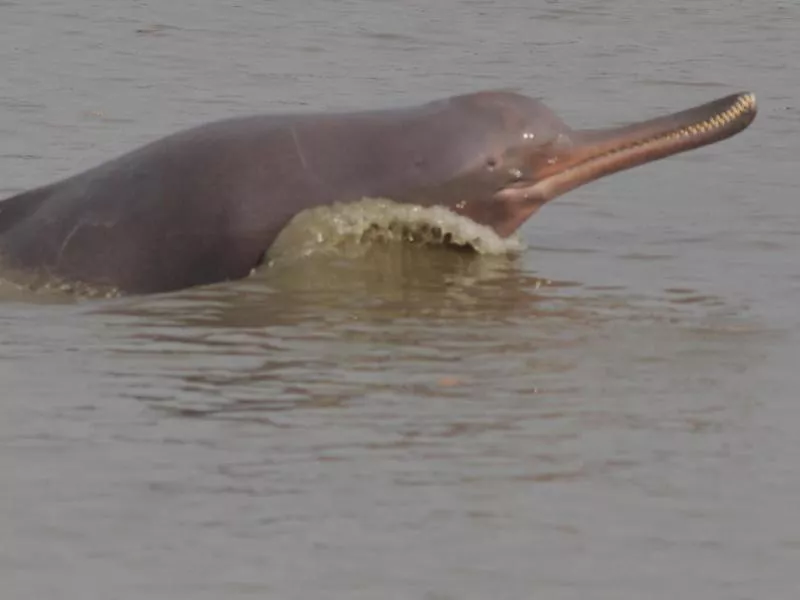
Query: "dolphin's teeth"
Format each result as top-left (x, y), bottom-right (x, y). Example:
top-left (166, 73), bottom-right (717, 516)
top-left (650, 93), bottom-right (755, 145)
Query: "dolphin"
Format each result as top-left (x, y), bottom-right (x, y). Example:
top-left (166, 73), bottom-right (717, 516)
top-left (0, 89), bottom-right (757, 294)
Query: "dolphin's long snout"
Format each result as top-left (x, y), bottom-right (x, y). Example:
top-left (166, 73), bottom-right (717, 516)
top-left (531, 92), bottom-right (757, 202)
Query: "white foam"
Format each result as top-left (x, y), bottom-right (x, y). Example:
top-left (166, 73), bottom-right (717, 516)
top-left (266, 197), bottom-right (525, 265)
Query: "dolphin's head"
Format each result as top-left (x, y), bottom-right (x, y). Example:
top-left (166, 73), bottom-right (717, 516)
top-left (426, 89), bottom-right (757, 237)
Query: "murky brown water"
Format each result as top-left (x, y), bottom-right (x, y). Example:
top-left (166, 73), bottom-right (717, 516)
top-left (1, 1), bottom-right (799, 598)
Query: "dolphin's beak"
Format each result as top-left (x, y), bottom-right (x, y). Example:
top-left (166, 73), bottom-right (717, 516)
top-left (529, 92), bottom-right (757, 203)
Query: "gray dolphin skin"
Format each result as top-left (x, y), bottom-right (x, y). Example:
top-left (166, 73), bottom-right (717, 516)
top-left (0, 89), bottom-right (757, 294)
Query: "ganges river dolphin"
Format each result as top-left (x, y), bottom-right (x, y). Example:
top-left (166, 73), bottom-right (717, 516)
top-left (0, 90), bottom-right (756, 294)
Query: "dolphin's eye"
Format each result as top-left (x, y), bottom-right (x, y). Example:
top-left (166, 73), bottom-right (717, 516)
top-left (486, 157), bottom-right (498, 170)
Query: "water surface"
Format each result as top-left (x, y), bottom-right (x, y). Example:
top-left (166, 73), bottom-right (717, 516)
top-left (1, 1), bottom-right (798, 598)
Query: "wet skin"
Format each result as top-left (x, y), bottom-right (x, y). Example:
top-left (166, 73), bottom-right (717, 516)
top-left (0, 90), bottom-right (757, 294)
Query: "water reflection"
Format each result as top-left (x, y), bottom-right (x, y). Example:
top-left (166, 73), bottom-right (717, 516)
top-left (100, 241), bottom-right (579, 327)
top-left (82, 240), bottom-right (766, 432)
top-left (92, 245), bottom-right (572, 412)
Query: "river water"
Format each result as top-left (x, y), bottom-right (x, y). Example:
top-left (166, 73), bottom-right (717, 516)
top-left (1, 1), bottom-right (798, 598)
